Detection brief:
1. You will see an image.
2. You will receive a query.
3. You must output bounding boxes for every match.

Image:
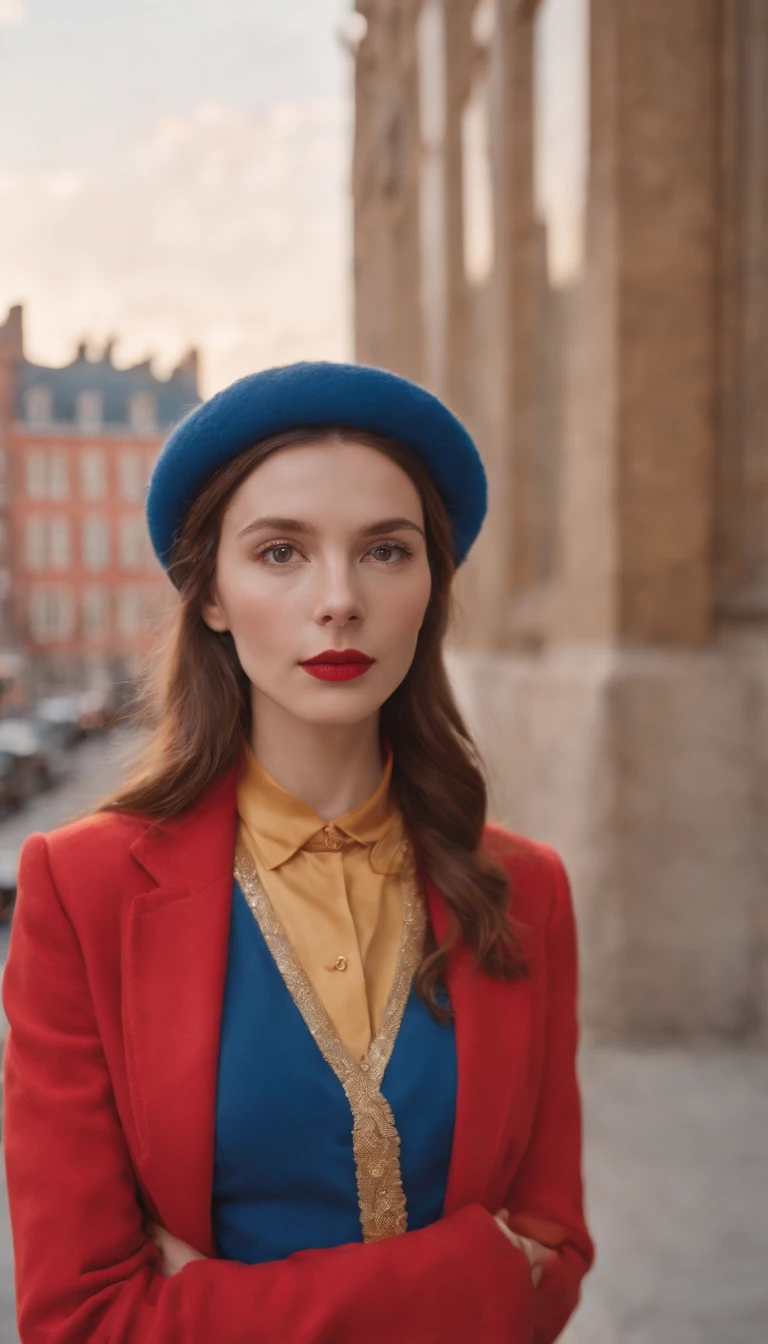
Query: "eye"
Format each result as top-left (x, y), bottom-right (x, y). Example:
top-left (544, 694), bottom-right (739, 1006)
top-left (369, 542), bottom-right (413, 564)
top-left (252, 539), bottom-right (414, 568)
top-left (254, 542), bottom-right (298, 566)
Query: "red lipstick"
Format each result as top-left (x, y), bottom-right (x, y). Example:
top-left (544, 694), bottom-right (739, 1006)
top-left (300, 648), bottom-right (375, 682)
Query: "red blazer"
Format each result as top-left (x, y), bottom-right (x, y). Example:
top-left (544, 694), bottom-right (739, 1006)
top-left (2, 764), bottom-right (595, 1344)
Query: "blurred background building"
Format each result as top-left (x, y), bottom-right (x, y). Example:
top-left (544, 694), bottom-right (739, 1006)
top-left (353, 0), bottom-right (768, 1044)
top-left (0, 303), bottom-right (199, 697)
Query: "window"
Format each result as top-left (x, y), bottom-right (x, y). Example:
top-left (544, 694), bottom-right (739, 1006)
top-left (28, 590), bottom-right (48, 641)
top-left (24, 449), bottom-right (69, 501)
top-left (25, 517), bottom-right (47, 570)
top-left (119, 514), bottom-right (148, 569)
top-left (119, 450), bottom-right (145, 504)
top-left (24, 386), bottom-right (53, 428)
top-left (28, 587), bottom-right (75, 642)
top-left (76, 390), bottom-right (103, 431)
top-left (80, 448), bottom-right (107, 501)
top-left (82, 587), bottom-right (110, 640)
top-left (82, 515), bottom-right (110, 571)
top-left (49, 518), bottom-right (71, 570)
top-left (128, 392), bottom-right (157, 433)
top-left (48, 449), bottom-right (70, 501)
top-left (116, 587), bottom-right (145, 637)
top-left (26, 450), bottom-right (47, 501)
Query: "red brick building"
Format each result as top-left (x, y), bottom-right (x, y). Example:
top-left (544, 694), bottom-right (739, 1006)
top-left (0, 304), bottom-right (200, 693)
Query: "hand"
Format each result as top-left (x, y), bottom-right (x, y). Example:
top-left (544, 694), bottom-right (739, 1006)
top-left (493, 1209), bottom-right (551, 1287)
top-left (144, 1220), bottom-right (209, 1278)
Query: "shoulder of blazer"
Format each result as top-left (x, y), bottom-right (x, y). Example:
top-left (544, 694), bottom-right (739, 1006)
top-left (22, 764), bottom-right (240, 916)
top-left (16, 809), bottom-right (156, 942)
top-left (480, 820), bottom-right (570, 936)
top-left (22, 806), bottom-right (148, 884)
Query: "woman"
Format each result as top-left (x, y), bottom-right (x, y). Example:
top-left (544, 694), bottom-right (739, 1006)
top-left (2, 361), bottom-right (594, 1343)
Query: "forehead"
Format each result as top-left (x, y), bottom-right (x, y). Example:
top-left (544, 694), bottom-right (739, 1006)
top-left (226, 437), bottom-right (423, 518)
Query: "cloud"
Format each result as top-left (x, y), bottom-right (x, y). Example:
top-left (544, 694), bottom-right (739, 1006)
top-left (0, 0), bottom-right (24, 26)
top-left (0, 95), bottom-right (352, 393)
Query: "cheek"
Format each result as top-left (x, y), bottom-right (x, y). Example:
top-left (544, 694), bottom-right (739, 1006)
top-left (381, 580), bottom-right (431, 644)
top-left (223, 577), bottom-right (289, 651)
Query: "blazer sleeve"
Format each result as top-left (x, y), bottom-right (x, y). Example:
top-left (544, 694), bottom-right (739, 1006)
top-left (2, 832), bottom-right (536, 1344)
top-left (502, 849), bottom-right (596, 1343)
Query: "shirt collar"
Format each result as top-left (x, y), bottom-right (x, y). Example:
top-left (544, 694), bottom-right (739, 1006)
top-left (236, 743), bottom-right (404, 874)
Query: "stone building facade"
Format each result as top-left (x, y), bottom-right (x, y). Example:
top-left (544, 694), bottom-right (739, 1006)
top-left (353, 0), bottom-right (768, 1042)
top-left (0, 304), bottom-right (200, 693)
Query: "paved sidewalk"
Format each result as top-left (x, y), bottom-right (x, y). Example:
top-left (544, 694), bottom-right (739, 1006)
top-left (562, 1044), bottom-right (768, 1344)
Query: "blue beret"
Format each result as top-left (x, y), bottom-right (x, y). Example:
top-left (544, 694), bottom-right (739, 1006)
top-left (146, 360), bottom-right (487, 571)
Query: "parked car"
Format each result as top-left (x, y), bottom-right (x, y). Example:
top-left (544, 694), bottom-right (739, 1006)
top-left (0, 845), bottom-right (18, 920)
top-left (0, 718), bottom-right (70, 797)
top-left (0, 749), bottom-right (26, 812)
top-left (35, 694), bottom-right (85, 749)
top-left (77, 687), bottom-right (120, 734)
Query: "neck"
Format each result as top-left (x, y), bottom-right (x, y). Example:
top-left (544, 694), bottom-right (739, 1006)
top-left (248, 698), bottom-right (387, 821)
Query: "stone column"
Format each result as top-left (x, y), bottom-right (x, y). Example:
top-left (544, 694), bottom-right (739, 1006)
top-left (497, 3), bottom-right (539, 605)
top-left (557, 0), bottom-right (720, 646)
top-left (450, 0), bottom-right (767, 1041)
top-left (353, 1), bottom-right (423, 380)
top-left (715, 0), bottom-right (768, 622)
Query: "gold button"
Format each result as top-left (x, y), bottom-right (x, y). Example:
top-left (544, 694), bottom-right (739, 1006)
top-left (360, 1059), bottom-right (370, 1073)
top-left (324, 826), bottom-right (344, 850)
top-left (334, 955), bottom-right (348, 972)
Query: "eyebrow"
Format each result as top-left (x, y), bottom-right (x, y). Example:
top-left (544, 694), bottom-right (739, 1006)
top-left (235, 515), bottom-right (426, 542)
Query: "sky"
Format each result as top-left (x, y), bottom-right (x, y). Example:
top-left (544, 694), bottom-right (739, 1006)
top-left (0, 0), bottom-right (355, 395)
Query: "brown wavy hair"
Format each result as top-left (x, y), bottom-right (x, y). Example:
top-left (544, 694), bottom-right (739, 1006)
top-left (96, 425), bottom-right (530, 1019)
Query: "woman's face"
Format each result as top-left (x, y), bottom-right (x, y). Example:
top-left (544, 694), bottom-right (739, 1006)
top-left (201, 436), bottom-right (432, 730)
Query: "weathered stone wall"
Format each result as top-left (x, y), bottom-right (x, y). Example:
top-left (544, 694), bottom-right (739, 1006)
top-left (353, 0), bottom-right (768, 1041)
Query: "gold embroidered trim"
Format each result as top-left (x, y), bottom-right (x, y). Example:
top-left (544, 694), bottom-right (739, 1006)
top-left (233, 837), bottom-right (426, 1243)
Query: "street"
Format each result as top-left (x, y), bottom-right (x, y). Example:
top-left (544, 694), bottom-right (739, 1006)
top-left (0, 732), bottom-right (764, 1342)
top-left (0, 726), bottom-right (145, 1020)
top-left (0, 724), bottom-right (145, 1343)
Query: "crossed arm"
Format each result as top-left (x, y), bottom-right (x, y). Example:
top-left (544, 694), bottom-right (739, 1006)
top-left (2, 832), bottom-right (592, 1344)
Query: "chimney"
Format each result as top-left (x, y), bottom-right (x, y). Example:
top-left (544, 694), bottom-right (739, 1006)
top-left (176, 347), bottom-right (200, 391)
top-left (0, 304), bottom-right (24, 358)
top-left (0, 304), bottom-right (24, 425)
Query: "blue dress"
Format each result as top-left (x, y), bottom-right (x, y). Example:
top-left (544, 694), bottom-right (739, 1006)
top-left (211, 877), bottom-right (457, 1264)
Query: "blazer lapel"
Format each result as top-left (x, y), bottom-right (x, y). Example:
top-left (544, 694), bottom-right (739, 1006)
top-left (123, 764), bottom-right (241, 1257)
top-left (425, 872), bottom-right (534, 1216)
top-left (123, 774), bottom-right (531, 1254)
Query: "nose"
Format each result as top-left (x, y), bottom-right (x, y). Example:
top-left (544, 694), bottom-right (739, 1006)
top-left (311, 556), bottom-right (365, 626)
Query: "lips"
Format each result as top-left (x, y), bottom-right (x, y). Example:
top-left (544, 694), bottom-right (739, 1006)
top-left (299, 649), bottom-right (375, 682)
top-left (300, 649), bottom-right (373, 665)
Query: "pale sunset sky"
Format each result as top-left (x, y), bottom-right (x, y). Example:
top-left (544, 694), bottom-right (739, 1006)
top-left (0, 0), bottom-right (355, 396)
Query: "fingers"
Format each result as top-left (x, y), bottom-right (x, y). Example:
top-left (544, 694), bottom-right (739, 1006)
top-left (493, 1209), bottom-right (550, 1287)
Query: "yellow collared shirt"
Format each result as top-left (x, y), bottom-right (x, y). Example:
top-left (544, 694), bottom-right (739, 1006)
top-left (236, 746), bottom-right (407, 1065)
